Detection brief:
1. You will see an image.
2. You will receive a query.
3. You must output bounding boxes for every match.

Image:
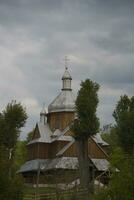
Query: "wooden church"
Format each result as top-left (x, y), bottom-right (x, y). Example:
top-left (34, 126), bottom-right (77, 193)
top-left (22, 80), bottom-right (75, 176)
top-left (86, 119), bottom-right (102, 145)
top-left (19, 67), bottom-right (110, 187)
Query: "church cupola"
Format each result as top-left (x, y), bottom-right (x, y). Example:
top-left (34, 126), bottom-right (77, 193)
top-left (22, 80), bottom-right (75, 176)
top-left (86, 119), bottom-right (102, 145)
top-left (48, 67), bottom-right (75, 114)
top-left (62, 67), bottom-right (72, 91)
top-left (47, 66), bottom-right (75, 130)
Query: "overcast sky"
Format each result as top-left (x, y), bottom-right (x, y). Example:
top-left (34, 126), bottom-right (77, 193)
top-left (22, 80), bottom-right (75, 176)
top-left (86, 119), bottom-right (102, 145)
top-left (0, 0), bottom-right (134, 139)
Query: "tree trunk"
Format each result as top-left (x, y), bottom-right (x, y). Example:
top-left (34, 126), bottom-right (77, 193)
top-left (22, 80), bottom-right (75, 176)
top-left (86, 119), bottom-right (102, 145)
top-left (76, 139), bottom-right (90, 189)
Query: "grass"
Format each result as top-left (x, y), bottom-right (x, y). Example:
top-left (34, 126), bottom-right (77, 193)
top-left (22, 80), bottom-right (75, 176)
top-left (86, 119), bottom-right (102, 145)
top-left (24, 185), bottom-right (57, 195)
top-left (23, 185), bottom-right (95, 200)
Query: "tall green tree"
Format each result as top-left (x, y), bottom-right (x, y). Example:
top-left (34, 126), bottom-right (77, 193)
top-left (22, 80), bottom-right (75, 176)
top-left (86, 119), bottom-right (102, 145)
top-left (0, 100), bottom-right (27, 200)
top-left (94, 95), bottom-right (134, 200)
top-left (113, 95), bottom-right (134, 154)
top-left (71, 79), bottom-right (99, 191)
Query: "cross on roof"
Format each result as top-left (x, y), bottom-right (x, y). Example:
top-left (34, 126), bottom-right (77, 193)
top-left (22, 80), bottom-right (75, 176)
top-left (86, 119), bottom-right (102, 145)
top-left (63, 56), bottom-right (70, 70)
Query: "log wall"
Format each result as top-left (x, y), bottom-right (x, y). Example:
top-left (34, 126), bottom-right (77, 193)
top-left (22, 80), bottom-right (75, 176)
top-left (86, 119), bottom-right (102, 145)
top-left (88, 138), bottom-right (107, 159)
top-left (27, 141), bottom-right (69, 160)
top-left (47, 112), bottom-right (74, 131)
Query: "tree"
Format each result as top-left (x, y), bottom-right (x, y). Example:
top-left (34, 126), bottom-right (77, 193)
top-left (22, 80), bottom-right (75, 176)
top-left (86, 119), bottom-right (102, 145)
top-left (0, 100), bottom-right (27, 150)
top-left (14, 131), bottom-right (34, 170)
top-left (71, 79), bottom-right (99, 191)
top-left (26, 129), bottom-right (34, 143)
top-left (94, 95), bottom-right (134, 200)
top-left (113, 95), bottom-right (134, 154)
top-left (94, 152), bottom-right (134, 200)
top-left (101, 127), bottom-right (119, 154)
top-left (0, 100), bottom-right (27, 200)
top-left (14, 140), bottom-right (27, 170)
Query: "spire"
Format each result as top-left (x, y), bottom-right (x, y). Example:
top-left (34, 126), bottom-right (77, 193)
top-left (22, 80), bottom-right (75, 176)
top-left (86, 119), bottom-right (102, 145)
top-left (62, 56), bottom-right (72, 91)
top-left (40, 103), bottom-right (47, 124)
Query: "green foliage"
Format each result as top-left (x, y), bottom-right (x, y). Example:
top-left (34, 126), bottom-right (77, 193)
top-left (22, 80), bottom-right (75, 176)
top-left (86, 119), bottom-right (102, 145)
top-left (102, 128), bottom-right (119, 149)
top-left (14, 140), bottom-right (27, 169)
top-left (101, 127), bottom-right (119, 154)
top-left (110, 147), bottom-right (124, 168)
top-left (71, 79), bottom-right (100, 140)
top-left (0, 100), bottom-right (27, 150)
top-left (113, 95), bottom-right (134, 153)
top-left (26, 129), bottom-right (34, 143)
top-left (94, 155), bottom-right (134, 200)
top-left (0, 144), bottom-right (25, 200)
top-left (9, 175), bottom-right (24, 200)
top-left (0, 171), bottom-right (24, 200)
top-left (70, 79), bottom-right (100, 190)
top-left (93, 95), bottom-right (134, 200)
top-left (0, 101), bottom-right (27, 200)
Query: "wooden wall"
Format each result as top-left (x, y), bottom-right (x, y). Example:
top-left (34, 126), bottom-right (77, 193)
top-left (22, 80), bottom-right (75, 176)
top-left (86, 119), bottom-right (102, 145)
top-left (63, 143), bottom-right (77, 157)
top-left (27, 143), bottom-right (51, 160)
top-left (47, 112), bottom-right (74, 131)
top-left (27, 141), bottom-right (69, 160)
top-left (50, 140), bottom-right (68, 157)
top-left (23, 169), bottom-right (78, 184)
top-left (63, 138), bottom-right (108, 159)
top-left (27, 139), bottom-right (108, 162)
top-left (88, 138), bottom-right (108, 159)
top-left (64, 129), bottom-right (73, 136)
top-left (27, 137), bottom-right (107, 160)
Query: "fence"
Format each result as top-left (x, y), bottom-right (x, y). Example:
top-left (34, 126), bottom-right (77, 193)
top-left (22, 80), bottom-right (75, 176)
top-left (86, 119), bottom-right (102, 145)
top-left (24, 187), bottom-right (89, 200)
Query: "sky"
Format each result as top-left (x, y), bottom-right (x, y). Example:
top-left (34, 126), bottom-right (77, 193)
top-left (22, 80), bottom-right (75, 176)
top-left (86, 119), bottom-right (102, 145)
top-left (0, 0), bottom-right (134, 139)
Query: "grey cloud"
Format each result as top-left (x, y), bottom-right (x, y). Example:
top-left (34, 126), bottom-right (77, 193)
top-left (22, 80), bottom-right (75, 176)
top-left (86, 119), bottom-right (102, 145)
top-left (94, 64), bottom-right (134, 84)
top-left (0, 0), bottom-right (134, 138)
top-left (93, 24), bottom-right (134, 54)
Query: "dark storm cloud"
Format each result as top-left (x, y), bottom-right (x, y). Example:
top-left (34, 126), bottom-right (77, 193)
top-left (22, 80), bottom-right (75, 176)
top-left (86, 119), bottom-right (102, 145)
top-left (0, 0), bottom-right (134, 139)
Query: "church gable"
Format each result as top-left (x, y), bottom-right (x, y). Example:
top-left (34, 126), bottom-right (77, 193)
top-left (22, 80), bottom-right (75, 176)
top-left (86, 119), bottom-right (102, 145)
top-left (88, 137), bottom-right (108, 159)
top-left (32, 124), bottom-right (41, 140)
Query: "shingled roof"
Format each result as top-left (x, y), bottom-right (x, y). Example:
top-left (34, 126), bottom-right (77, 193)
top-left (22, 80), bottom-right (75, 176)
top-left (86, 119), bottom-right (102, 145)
top-left (18, 157), bottom-right (110, 173)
